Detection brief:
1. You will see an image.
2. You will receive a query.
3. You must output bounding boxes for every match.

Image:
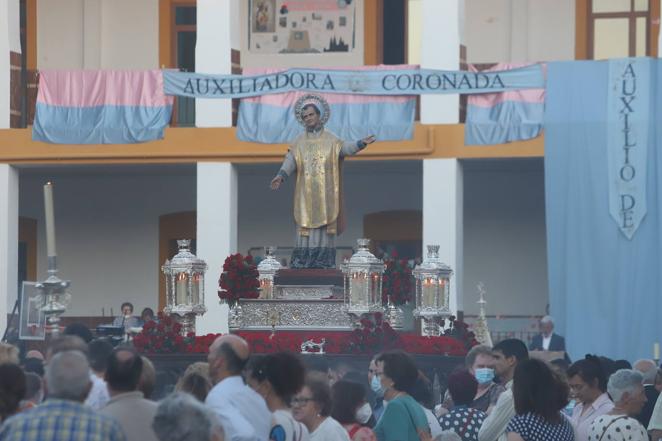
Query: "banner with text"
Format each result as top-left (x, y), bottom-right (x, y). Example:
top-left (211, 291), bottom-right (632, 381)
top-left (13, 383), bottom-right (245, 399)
top-left (545, 58), bottom-right (662, 363)
top-left (607, 58), bottom-right (650, 239)
top-left (163, 65), bottom-right (545, 99)
top-left (237, 65), bottom-right (416, 143)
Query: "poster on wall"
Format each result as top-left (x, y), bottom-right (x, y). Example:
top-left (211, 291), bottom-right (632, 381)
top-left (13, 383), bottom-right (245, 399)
top-left (249, 0), bottom-right (356, 54)
top-left (18, 282), bottom-right (46, 341)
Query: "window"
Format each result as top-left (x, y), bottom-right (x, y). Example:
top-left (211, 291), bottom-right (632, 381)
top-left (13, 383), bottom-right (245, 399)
top-left (589, 0), bottom-right (650, 59)
top-left (172, 4), bottom-right (196, 126)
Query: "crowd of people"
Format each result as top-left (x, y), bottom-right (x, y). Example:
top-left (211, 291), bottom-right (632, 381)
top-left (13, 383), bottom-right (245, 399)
top-left (0, 325), bottom-right (662, 441)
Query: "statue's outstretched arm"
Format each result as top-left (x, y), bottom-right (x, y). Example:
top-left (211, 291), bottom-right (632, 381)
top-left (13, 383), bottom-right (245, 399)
top-left (270, 150), bottom-right (296, 190)
top-left (340, 135), bottom-right (376, 157)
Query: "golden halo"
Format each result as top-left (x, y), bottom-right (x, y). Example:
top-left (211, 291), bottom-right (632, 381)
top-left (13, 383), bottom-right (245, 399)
top-left (294, 94), bottom-right (330, 127)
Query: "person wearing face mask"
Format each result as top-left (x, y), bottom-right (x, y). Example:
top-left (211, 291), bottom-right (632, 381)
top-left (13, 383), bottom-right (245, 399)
top-left (373, 351), bottom-right (431, 441)
top-left (439, 370), bottom-right (487, 441)
top-left (368, 357), bottom-right (385, 422)
top-left (438, 345), bottom-right (505, 417)
top-left (331, 380), bottom-right (377, 441)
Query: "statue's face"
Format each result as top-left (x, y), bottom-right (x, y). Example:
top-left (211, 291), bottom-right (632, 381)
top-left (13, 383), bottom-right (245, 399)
top-left (302, 107), bottom-right (321, 130)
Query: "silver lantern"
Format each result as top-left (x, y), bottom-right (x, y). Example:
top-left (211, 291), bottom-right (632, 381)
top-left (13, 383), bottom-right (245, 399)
top-left (413, 245), bottom-right (453, 336)
top-left (162, 239), bottom-right (208, 335)
top-left (341, 238), bottom-right (385, 324)
top-left (257, 246), bottom-right (281, 300)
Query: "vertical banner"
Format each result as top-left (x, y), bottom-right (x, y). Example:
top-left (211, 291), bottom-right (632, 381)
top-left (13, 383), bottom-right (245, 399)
top-left (607, 58), bottom-right (650, 239)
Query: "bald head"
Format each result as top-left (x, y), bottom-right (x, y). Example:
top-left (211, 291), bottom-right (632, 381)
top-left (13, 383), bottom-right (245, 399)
top-left (634, 359), bottom-right (657, 384)
top-left (47, 335), bottom-right (88, 362)
top-left (106, 347), bottom-right (143, 394)
top-left (208, 335), bottom-right (250, 383)
top-left (211, 335), bottom-right (249, 360)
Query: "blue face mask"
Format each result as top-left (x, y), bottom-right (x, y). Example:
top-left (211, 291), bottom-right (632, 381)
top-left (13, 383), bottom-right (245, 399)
top-left (474, 368), bottom-right (495, 385)
top-left (371, 375), bottom-right (384, 396)
top-left (563, 399), bottom-right (576, 417)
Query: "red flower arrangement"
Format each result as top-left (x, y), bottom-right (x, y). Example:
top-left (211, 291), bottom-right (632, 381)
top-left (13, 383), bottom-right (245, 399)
top-left (133, 313), bottom-right (190, 354)
top-left (382, 253), bottom-right (414, 305)
top-left (133, 313), bottom-right (221, 354)
top-left (347, 312), bottom-right (401, 354)
top-left (218, 253), bottom-right (260, 307)
top-left (133, 314), bottom-right (475, 356)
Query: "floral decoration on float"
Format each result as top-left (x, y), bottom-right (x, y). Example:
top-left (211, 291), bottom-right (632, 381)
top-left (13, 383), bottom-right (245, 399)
top-left (133, 313), bottom-right (476, 356)
top-left (217, 253), bottom-right (261, 307)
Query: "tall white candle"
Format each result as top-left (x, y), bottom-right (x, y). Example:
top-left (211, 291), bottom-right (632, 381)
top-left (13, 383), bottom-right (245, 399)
top-left (423, 278), bottom-right (435, 308)
top-left (176, 274), bottom-right (187, 305)
top-left (43, 182), bottom-right (57, 257)
top-left (654, 342), bottom-right (660, 360)
top-left (191, 275), bottom-right (200, 304)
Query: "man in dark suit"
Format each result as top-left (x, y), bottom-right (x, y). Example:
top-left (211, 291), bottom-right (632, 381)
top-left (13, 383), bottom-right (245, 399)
top-left (633, 359), bottom-right (660, 427)
top-left (529, 315), bottom-right (566, 351)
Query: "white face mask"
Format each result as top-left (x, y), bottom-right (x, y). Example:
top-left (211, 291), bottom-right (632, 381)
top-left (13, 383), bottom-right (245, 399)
top-left (355, 402), bottom-right (372, 424)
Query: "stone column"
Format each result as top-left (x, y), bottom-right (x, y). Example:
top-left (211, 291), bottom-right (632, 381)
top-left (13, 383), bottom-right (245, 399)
top-left (0, 165), bottom-right (19, 337)
top-left (423, 159), bottom-right (464, 314)
top-left (420, 0), bottom-right (462, 124)
top-left (195, 163), bottom-right (237, 335)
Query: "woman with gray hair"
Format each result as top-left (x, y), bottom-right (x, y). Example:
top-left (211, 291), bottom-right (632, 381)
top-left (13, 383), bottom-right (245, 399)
top-left (586, 369), bottom-right (648, 441)
top-left (152, 392), bottom-right (224, 441)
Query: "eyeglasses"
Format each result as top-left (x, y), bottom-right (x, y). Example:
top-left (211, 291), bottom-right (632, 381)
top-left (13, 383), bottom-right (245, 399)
top-left (291, 397), bottom-right (314, 406)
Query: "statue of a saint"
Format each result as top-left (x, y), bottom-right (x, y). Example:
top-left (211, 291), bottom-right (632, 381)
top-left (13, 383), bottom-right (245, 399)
top-left (270, 95), bottom-right (375, 269)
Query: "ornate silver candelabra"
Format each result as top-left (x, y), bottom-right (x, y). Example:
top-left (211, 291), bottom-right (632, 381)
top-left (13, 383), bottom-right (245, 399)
top-left (257, 246), bottom-right (282, 300)
top-left (413, 245), bottom-right (453, 336)
top-left (35, 257), bottom-right (71, 336)
top-left (341, 238), bottom-right (385, 327)
top-left (162, 240), bottom-right (208, 336)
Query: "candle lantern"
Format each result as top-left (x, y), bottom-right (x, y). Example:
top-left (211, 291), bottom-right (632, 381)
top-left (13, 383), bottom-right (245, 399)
top-left (341, 238), bottom-right (385, 324)
top-left (162, 240), bottom-right (208, 335)
top-left (413, 245), bottom-right (453, 336)
top-left (257, 246), bottom-right (281, 300)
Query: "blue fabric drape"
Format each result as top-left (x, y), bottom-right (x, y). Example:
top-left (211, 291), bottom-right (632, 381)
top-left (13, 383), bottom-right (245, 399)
top-left (544, 59), bottom-right (662, 362)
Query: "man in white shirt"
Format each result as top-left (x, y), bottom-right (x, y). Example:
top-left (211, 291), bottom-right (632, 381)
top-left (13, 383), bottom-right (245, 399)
top-left (206, 334), bottom-right (271, 441)
top-left (529, 316), bottom-right (566, 352)
top-left (478, 339), bottom-right (529, 441)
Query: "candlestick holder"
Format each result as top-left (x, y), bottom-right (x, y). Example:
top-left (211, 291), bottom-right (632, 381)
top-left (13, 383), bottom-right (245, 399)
top-left (35, 256), bottom-right (71, 336)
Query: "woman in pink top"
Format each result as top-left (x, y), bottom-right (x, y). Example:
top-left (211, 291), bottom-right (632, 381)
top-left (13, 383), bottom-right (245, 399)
top-left (331, 380), bottom-right (377, 441)
top-left (567, 355), bottom-right (614, 441)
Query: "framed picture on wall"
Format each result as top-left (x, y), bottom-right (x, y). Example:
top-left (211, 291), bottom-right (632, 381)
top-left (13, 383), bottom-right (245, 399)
top-left (252, 0), bottom-right (276, 33)
top-left (248, 0), bottom-right (356, 54)
top-left (18, 282), bottom-right (46, 341)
